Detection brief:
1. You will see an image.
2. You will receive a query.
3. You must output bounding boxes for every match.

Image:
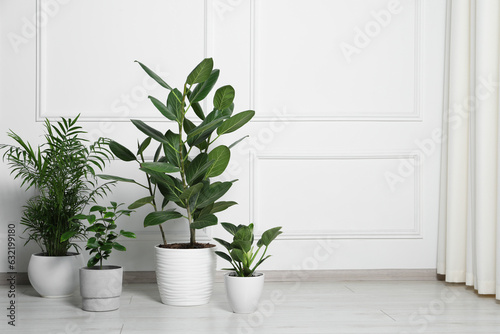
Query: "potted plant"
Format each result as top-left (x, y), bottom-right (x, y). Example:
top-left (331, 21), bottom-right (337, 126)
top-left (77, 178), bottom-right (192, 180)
top-left (0, 116), bottom-right (114, 297)
top-left (214, 223), bottom-right (282, 313)
top-left (75, 202), bottom-right (136, 312)
top-left (100, 58), bottom-right (255, 305)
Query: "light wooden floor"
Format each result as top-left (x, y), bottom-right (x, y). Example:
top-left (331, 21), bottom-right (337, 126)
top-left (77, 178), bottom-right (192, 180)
top-left (2, 280), bottom-right (500, 333)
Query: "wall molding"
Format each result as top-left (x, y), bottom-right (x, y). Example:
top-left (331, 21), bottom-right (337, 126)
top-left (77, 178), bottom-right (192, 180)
top-left (250, 152), bottom-right (422, 239)
top-left (0, 269), bottom-right (438, 285)
top-left (35, 0), bottom-right (209, 123)
top-left (251, 0), bottom-right (423, 122)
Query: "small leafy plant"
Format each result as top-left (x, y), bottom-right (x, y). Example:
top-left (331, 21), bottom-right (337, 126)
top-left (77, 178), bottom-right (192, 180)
top-left (74, 202), bottom-right (136, 268)
top-left (214, 223), bottom-right (282, 277)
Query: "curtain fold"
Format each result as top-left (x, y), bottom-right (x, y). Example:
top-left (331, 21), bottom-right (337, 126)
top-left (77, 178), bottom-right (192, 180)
top-left (438, 0), bottom-right (500, 298)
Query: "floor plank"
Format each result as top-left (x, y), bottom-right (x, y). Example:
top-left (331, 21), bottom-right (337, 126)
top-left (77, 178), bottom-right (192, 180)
top-left (1, 281), bottom-right (500, 333)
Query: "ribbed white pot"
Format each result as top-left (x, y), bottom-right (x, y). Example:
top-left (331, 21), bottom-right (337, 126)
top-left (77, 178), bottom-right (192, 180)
top-left (225, 272), bottom-right (265, 313)
top-left (155, 245), bottom-right (216, 306)
top-left (28, 252), bottom-right (83, 298)
top-left (80, 265), bottom-right (123, 312)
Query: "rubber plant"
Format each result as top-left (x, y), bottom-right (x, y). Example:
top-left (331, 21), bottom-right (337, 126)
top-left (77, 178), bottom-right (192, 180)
top-left (100, 58), bottom-right (255, 248)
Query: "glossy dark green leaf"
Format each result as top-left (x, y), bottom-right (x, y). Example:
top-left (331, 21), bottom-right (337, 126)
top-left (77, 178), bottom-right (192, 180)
top-left (221, 222), bottom-right (238, 236)
top-left (141, 162), bottom-right (179, 174)
top-left (112, 242), bottom-right (126, 251)
top-left (228, 136), bottom-right (248, 149)
top-left (186, 153), bottom-right (214, 185)
top-left (196, 181), bottom-right (233, 208)
top-left (137, 137), bottom-right (152, 155)
top-left (206, 145), bottom-right (230, 178)
top-left (191, 101), bottom-right (205, 120)
top-left (190, 213), bottom-right (218, 229)
top-left (210, 201), bottom-right (237, 214)
top-left (135, 61), bottom-right (172, 90)
top-left (230, 248), bottom-right (245, 263)
top-left (183, 118), bottom-right (196, 135)
top-left (166, 88), bottom-right (184, 123)
top-left (190, 69), bottom-right (220, 102)
top-left (109, 141), bottom-right (136, 162)
top-left (120, 231), bottom-right (136, 238)
top-left (257, 226), bottom-right (283, 247)
top-left (213, 85), bottom-right (235, 110)
top-left (149, 96), bottom-right (176, 121)
top-left (215, 250), bottom-right (232, 263)
top-left (128, 196), bottom-right (154, 209)
top-left (144, 210), bottom-right (183, 227)
top-left (131, 119), bottom-right (168, 145)
top-left (217, 110), bottom-right (255, 136)
top-left (179, 183), bottom-right (204, 201)
top-left (98, 174), bottom-right (137, 183)
top-left (186, 58), bottom-right (214, 85)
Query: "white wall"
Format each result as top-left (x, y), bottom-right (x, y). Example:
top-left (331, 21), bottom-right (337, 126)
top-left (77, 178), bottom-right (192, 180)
top-left (0, 0), bottom-right (446, 272)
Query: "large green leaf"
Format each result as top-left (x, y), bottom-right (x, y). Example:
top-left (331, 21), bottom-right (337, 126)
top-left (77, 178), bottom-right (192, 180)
top-left (98, 174), bottom-right (137, 183)
top-left (257, 226), bottom-right (283, 247)
top-left (210, 201), bottom-right (237, 214)
top-left (191, 101), bottom-right (205, 120)
top-left (186, 153), bottom-right (214, 185)
top-left (189, 69), bottom-right (220, 103)
top-left (135, 61), bottom-right (172, 90)
top-left (230, 248), bottom-right (245, 263)
top-left (163, 130), bottom-right (185, 167)
top-left (109, 141), bottom-right (136, 162)
top-left (179, 183), bottom-right (204, 200)
top-left (213, 85), bottom-right (235, 110)
top-left (141, 162), bottom-right (179, 174)
top-left (128, 196), bottom-right (154, 209)
top-left (190, 213), bottom-right (218, 229)
top-left (166, 88), bottom-right (184, 123)
top-left (186, 118), bottom-right (225, 147)
top-left (149, 96), bottom-right (176, 121)
top-left (206, 145), bottom-right (230, 178)
top-left (186, 58), bottom-right (214, 85)
top-left (144, 210), bottom-right (183, 227)
top-left (217, 110), bottom-right (255, 136)
top-left (196, 181), bottom-right (233, 208)
top-left (112, 243), bottom-right (127, 251)
top-left (221, 222), bottom-right (238, 236)
top-left (137, 137), bottom-right (152, 155)
top-left (215, 250), bottom-right (232, 263)
top-left (131, 120), bottom-right (168, 145)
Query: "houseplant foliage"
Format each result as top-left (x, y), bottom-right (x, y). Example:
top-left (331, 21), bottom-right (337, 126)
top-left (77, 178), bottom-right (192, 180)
top-left (0, 115), bottom-right (114, 256)
top-left (214, 223), bottom-right (282, 277)
top-left (102, 58), bottom-right (255, 248)
top-left (214, 223), bottom-right (282, 313)
top-left (73, 201), bottom-right (136, 268)
top-left (76, 202), bottom-right (136, 312)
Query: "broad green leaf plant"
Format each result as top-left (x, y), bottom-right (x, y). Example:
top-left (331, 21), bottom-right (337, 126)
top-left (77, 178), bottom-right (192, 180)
top-left (214, 223), bottom-right (282, 277)
top-left (101, 58), bottom-right (255, 248)
top-left (0, 116), bottom-right (114, 256)
top-left (73, 202), bottom-right (136, 268)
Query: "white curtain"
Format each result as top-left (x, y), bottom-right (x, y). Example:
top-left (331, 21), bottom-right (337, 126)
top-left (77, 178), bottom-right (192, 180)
top-left (437, 0), bottom-right (500, 297)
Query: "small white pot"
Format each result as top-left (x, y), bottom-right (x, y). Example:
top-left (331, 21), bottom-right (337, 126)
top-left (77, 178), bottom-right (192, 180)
top-left (27, 252), bottom-right (83, 298)
top-left (224, 272), bottom-right (265, 313)
top-left (80, 265), bottom-right (123, 312)
top-left (155, 245), bottom-right (216, 306)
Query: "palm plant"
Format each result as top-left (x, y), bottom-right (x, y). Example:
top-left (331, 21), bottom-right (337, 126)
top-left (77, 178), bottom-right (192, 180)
top-left (1, 115), bottom-right (114, 256)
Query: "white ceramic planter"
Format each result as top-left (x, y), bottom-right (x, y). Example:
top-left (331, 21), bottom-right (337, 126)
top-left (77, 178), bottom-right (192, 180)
top-left (224, 272), bottom-right (265, 313)
top-left (155, 245), bottom-right (216, 306)
top-left (27, 252), bottom-right (83, 298)
top-left (80, 265), bottom-right (123, 312)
